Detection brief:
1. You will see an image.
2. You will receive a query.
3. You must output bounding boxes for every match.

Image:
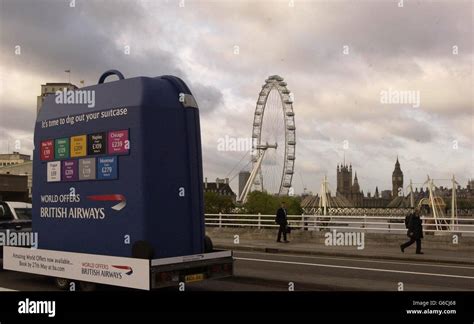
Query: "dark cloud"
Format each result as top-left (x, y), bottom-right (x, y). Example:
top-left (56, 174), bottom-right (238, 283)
top-left (0, 0), bottom-right (183, 80)
top-left (0, 0), bottom-right (471, 194)
top-left (178, 1), bottom-right (472, 78)
top-left (190, 82), bottom-right (224, 114)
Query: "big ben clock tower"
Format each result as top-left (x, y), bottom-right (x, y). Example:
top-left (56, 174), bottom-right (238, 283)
top-left (392, 157), bottom-right (404, 197)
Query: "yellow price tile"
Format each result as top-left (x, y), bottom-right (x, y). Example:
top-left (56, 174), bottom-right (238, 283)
top-left (70, 135), bottom-right (87, 157)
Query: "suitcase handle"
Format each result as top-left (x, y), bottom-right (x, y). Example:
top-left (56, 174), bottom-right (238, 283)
top-left (98, 70), bottom-right (125, 84)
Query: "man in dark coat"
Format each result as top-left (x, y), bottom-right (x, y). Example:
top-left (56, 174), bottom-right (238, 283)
top-left (400, 210), bottom-right (424, 254)
top-left (275, 201), bottom-right (289, 243)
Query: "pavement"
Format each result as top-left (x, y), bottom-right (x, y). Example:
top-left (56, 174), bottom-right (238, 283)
top-left (211, 236), bottom-right (474, 265)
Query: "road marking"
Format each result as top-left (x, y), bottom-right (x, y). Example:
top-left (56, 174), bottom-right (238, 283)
top-left (235, 257), bottom-right (474, 280)
top-left (234, 251), bottom-right (474, 270)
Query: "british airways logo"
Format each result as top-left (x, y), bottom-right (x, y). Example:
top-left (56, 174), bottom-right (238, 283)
top-left (111, 265), bottom-right (133, 275)
top-left (87, 194), bottom-right (127, 211)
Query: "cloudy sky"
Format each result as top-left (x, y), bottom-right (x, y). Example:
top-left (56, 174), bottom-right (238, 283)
top-left (0, 0), bottom-right (472, 196)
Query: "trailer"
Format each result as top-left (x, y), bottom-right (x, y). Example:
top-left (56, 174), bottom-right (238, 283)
top-left (3, 70), bottom-right (233, 290)
top-left (3, 246), bottom-right (233, 290)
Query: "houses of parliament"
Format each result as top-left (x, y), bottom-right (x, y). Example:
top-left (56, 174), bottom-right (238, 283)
top-left (335, 157), bottom-right (404, 208)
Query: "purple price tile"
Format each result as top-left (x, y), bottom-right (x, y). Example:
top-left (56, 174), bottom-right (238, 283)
top-left (62, 160), bottom-right (78, 181)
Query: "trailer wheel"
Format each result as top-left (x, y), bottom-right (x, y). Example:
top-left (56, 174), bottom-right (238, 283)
top-left (54, 277), bottom-right (70, 290)
top-left (204, 235), bottom-right (213, 253)
top-left (79, 281), bottom-right (97, 292)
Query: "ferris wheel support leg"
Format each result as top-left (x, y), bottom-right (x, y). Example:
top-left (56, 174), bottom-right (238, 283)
top-left (238, 150), bottom-right (267, 203)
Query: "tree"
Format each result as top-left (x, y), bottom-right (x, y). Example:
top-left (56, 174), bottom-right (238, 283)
top-left (204, 191), bottom-right (235, 214)
top-left (243, 191), bottom-right (279, 214)
top-left (243, 191), bottom-right (303, 215)
top-left (284, 195), bottom-right (304, 215)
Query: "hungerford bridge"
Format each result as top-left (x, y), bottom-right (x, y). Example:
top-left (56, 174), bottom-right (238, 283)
top-left (207, 174), bottom-right (472, 235)
top-left (301, 175), bottom-right (464, 233)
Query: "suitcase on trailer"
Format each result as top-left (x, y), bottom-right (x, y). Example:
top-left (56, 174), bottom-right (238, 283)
top-left (33, 70), bottom-right (205, 258)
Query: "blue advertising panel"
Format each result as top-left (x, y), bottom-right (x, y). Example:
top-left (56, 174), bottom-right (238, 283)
top-left (33, 71), bottom-right (205, 259)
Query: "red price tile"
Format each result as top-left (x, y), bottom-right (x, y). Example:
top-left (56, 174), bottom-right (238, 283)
top-left (40, 140), bottom-right (54, 161)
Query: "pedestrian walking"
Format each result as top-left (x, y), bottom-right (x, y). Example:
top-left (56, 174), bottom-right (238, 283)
top-left (400, 209), bottom-right (424, 254)
top-left (275, 201), bottom-right (289, 243)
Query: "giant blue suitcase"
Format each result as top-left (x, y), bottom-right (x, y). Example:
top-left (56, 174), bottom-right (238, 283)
top-left (33, 70), bottom-right (205, 258)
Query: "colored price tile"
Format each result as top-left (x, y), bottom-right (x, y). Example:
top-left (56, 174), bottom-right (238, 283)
top-left (97, 156), bottom-right (118, 180)
top-left (88, 132), bottom-right (107, 155)
top-left (47, 161), bottom-right (61, 182)
top-left (108, 130), bottom-right (129, 155)
top-left (40, 140), bottom-right (54, 161)
top-left (70, 135), bottom-right (87, 158)
top-left (62, 160), bottom-right (78, 181)
top-left (55, 138), bottom-right (69, 159)
top-left (79, 158), bottom-right (96, 180)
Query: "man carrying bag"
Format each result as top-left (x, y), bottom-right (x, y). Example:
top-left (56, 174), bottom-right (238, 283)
top-left (275, 201), bottom-right (289, 243)
top-left (400, 209), bottom-right (424, 254)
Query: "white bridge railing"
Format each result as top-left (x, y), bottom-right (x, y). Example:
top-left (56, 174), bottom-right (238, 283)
top-left (205, 213), bottom-right (474, 234)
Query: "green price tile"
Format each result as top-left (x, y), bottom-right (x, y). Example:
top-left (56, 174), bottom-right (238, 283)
top-left (55, 138), bottom-right (70, 159)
